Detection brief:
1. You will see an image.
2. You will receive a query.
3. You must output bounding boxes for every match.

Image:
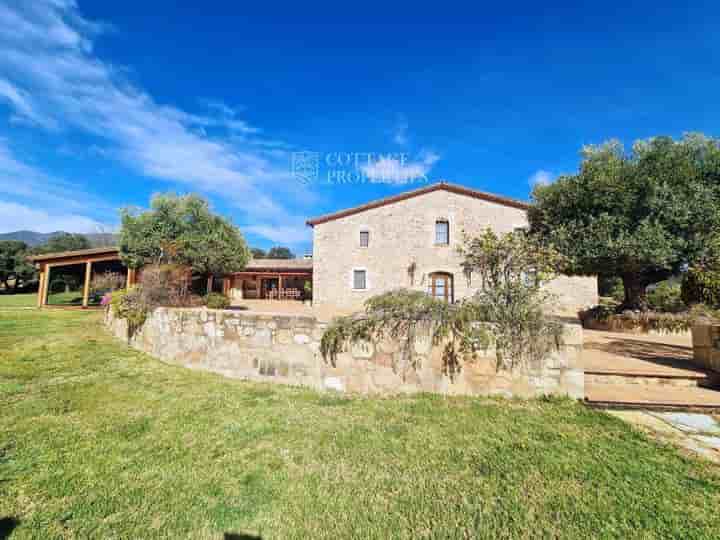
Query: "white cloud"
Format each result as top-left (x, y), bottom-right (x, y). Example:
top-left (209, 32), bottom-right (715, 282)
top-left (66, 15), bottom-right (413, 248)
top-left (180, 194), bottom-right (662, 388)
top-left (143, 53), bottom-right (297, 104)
top-left (0, 200), bottom-right (103, 233)
top-left (361, 150), bottom-right (440, 184)
top-left (0, 0), bottom-right (308, 241)
top-left (393, 118), bottom-right (409, 145)
top-left (528, 169), bottom-right (555, 187)
top-left (0, 78), bottom-right (56, 129)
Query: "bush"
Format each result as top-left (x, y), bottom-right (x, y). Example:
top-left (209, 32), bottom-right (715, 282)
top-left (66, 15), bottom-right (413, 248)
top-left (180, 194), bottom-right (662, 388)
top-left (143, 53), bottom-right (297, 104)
top-left (140, 264), bottom-right (198, 307)
top-left (647, 280), bottom-right (685, 313)
top-left (682, 267), bottom-right (720, 308)
top-left (111, 288), bottom-right (149, 333)
top-left (206, 292), bottom-right (230, 310)
top-left (598, 276), bottom-right (624, 302)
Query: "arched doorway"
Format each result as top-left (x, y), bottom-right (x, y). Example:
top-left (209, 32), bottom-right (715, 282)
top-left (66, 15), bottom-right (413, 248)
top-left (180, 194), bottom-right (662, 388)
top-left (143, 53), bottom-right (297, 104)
top-left (428, 272), bottom-right (453, 302)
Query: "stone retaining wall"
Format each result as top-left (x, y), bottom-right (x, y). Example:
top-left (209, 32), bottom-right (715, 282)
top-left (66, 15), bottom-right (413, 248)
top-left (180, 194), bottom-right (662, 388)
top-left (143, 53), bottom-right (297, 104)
top-left (692, 324), bottom-right (720, 372)
top-left (105, 307), bottom-right (584, 399)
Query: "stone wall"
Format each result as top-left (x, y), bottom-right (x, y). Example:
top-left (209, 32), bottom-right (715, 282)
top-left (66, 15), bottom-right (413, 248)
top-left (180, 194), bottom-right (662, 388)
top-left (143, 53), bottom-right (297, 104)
top-left (106, 307), bottom-right (585, 399)
top-left (692, 323), bottom-right (720, 372)
top-left (312, 188), bottom-right (597, 314)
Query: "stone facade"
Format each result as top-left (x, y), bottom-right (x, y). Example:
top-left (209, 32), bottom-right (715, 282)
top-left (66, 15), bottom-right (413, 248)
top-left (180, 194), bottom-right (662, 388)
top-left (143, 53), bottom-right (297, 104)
top-left (105, 307), bottom-right (584, 399)
top-left (311, 186), bottom-right (597, 314)
top-left (692, 323), bottom-right (720, 372)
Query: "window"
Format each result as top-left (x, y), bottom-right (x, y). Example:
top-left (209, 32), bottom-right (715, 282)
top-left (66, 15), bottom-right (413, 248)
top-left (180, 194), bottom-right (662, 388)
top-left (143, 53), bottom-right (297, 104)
top-left (427, 272), bottom-right (453, 302)
top-left (353, 269), bottom-right (367, 290)
top-left (359, 230), bottom-right (369, 247)
top-left (435, 220), bottom-right (449, 245)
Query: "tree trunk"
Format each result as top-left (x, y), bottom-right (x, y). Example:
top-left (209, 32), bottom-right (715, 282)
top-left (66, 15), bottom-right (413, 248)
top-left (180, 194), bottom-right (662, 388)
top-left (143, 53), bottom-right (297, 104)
top-left (206, 275), bottom-right (214, 295)
top-left (620, 274), bottom-right (648, 311)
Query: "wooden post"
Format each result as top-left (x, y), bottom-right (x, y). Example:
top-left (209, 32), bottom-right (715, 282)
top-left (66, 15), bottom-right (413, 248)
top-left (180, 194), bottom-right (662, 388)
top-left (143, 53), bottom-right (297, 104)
top-left (126, 268), bottom-right (136, 288)
top-left (41, 264), bottom-right (50, 307)
top-left (207, 275), bottom-right (214, 294)
top-left (36, 267), bottom-right (45, 308)
top-left (82, 261), bottom-right (92, 308)
top-left (278, 275), bottom-right (283, 300)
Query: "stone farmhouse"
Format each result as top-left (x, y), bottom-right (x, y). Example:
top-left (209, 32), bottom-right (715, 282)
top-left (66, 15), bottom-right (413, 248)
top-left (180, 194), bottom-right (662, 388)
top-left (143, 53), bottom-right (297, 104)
top-left (32, 181), bottom-right (597, 314)
top-left (230, 181), bottom-right (597, 313)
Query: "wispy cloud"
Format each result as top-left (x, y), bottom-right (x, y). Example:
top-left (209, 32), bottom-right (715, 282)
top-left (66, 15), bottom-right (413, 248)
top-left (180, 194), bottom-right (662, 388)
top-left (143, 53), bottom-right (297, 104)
top-left (361, 150), bottom-right (440, 184)
top-left (393, 117), bottom-right (409, 145)
top-left (0, 139), bottom-right (114, 215)
top-left (0, 78), bottom-right (57, 129)
top-left (0, 200), bottom-right (103, 234)
top-left (528, 169), bottom-right (555, 187)
top-left (0, 0), bottom-right (308, 242)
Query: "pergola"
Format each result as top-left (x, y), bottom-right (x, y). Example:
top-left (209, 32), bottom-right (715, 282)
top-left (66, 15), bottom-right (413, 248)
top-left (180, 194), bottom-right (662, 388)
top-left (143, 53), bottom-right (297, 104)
top-left (30, 247), bottom-right (136, 308)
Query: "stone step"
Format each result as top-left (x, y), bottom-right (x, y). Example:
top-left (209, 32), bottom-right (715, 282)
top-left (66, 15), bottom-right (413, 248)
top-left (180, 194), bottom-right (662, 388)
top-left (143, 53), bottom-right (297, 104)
top-left (585, 383), bottom-right (720, 411)
top-left (584, 369), bottom-right (719, 389)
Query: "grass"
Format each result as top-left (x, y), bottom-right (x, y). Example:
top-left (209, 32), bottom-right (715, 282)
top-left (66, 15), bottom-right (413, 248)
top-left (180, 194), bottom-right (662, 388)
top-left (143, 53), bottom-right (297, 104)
top-left (1, 310), bottom-right (720, 539)
top-left (0, 291), bottom-right (103, 309)
top-left (0, 292), bottom-right (37, 308)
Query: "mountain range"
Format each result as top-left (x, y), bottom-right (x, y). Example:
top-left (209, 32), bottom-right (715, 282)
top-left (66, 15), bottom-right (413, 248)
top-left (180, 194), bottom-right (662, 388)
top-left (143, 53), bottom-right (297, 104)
top-left (0, 230), bottom-right (117, 247)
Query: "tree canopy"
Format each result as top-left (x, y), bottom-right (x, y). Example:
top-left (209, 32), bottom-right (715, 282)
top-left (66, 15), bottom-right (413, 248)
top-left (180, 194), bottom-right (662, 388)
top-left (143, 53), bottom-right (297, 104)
top-left (119, 194), bottom-right (250, 275)
top-left (529, 134), bottom-right (720, 310)
top-left (250, 247), bottom-right (266, 259)
top-left (265, 246), bottom-right (294, 259)
top-left (36, 233), bottom-right (91, 254)
top-left (0, 240), bottom-right (35, 291)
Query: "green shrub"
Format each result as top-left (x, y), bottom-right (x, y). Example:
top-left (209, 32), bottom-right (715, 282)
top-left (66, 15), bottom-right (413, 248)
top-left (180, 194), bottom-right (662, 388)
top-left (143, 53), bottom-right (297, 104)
top-left (205, 292), bottom-right (230, 310)
top-left (647, 280), bottom-right (685, 313)
top-left (111, 287), bottom-right (149, 333)
top-left (682, 267), bottom-right (720, 308)
top-left (598, 276), bottom-right (624, 302)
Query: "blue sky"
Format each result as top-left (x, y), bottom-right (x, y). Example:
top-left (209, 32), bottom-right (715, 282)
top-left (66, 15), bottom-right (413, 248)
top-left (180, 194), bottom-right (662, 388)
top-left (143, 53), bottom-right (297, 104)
top-left (0, 1), bottom-right (718, 254)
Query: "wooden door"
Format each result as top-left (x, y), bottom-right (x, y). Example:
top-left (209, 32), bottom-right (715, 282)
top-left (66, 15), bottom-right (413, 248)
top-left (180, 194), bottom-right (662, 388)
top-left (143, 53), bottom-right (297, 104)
top-left (429, 273), bottom-right (453, 302)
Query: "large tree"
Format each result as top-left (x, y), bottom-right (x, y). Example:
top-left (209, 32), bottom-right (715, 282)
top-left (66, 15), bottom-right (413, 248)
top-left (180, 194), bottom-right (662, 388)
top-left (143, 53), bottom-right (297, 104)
top-left (119, 193), bottom-right (250, 276)
top-left (529, 134), bottom-right (720, 310)
top-left (0, 240), bottom-right (35, 291)
top-left (266, 246), bottom-right (294, 259)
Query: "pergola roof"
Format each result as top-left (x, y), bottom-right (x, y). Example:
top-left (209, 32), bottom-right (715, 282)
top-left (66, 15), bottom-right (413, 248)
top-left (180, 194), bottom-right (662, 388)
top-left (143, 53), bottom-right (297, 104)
top-left (241, 258), bottom-right (313, 273)
top-left (29, 246), bottom-right (120, 263)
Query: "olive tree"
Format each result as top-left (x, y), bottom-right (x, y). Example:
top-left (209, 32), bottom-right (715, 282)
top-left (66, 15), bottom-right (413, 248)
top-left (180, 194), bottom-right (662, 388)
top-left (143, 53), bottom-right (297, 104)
top-left (529, 134), bottom-right (720, 310)
top-left (0, 240), bottom-right (35, 291)
top-left (119, 193), bottom-right (250, 278)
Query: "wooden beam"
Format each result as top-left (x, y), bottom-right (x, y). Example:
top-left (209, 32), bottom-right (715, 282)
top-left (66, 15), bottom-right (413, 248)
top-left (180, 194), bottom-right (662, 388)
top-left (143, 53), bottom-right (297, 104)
top-left (127, 268), bottom-right (136, 288)
top-left (82, 261), bottom-right (92, 308)
top-left (36, 268), bottom-right (45, 308)
top-left (41, 265), bottom-right (50, 307)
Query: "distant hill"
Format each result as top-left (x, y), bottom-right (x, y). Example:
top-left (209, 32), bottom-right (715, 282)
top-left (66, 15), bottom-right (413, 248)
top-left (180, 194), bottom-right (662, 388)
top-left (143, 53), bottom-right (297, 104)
top-left (0, 230), bottom-right (118, 248)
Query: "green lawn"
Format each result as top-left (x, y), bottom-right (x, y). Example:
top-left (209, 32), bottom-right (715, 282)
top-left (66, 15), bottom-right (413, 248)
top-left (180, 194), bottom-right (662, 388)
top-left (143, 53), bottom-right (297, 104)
top-left (1, 310), bottom-right (720, 539)
top-left (0, 292), bottom-right (37, 308)
top-left (0, 291), bottom-right (102, 309)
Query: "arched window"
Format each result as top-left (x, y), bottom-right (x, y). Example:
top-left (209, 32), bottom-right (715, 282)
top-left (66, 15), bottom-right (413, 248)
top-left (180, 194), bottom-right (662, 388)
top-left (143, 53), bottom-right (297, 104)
top-left (428, 272), bottom-right (453, 302)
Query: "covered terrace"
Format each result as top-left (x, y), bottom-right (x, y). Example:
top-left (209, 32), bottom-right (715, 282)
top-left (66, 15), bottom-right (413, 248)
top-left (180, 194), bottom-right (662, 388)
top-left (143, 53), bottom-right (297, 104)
top-left (228, 258), bottom-right (313, 302)
top-left (30, 247), bottom-right (136, 309)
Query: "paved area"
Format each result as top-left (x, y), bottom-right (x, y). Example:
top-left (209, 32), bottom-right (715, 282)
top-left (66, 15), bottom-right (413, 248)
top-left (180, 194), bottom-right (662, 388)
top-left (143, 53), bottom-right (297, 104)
top-left (609, 410), bottom-right (720, 462)
top-left (582, 329), bottom-right (698, 376)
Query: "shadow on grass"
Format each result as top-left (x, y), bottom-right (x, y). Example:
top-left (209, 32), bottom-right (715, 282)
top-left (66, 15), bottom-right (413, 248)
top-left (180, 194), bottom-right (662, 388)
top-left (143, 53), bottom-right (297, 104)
top-left (224, 533), bottom-right (261, 540)
top-left (0, 517), bottom-right (19, 540)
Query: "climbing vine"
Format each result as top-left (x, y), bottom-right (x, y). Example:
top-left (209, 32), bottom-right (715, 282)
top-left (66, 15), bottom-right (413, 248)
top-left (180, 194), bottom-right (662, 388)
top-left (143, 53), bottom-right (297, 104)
top-left (321, 229), bottom-right (565, 376)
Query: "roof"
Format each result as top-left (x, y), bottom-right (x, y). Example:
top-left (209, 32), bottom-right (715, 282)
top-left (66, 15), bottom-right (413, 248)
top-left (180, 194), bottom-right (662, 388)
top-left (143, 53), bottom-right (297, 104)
top-left (29, 246), bottom-right (120, 262)
top-left (241, 258), bottom-right (313, 272)
top-left (305, 181), bottom-right (531, 227)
